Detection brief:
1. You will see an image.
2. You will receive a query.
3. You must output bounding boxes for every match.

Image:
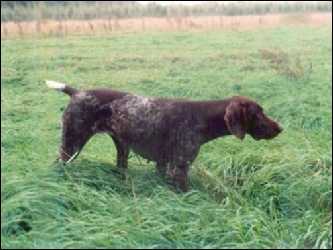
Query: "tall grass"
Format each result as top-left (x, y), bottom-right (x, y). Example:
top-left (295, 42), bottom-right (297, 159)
top-left (1, 13), bottom-right (332, 39)
top-left (1, 23), bottom-right (332, 248)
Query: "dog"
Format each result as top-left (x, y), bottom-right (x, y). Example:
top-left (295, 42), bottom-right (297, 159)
top-left (46, 80), bottom-right (282, 191)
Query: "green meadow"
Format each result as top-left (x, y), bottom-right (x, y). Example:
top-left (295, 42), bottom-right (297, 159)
top-left (1, 26), bottom-right (332, 248)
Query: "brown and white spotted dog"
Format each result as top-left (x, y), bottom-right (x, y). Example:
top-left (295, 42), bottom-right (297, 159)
top-left (46, 80), bottom-right (282, 191)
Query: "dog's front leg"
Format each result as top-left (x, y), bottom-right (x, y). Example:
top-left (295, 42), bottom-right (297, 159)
top-left (166, 164), bottom-right (190, 192)
top-left (156, 161), bottom-right (167, 177)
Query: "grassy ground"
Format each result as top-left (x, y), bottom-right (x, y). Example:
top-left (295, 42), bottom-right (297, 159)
top-left (1, 25), bottom-right (332, 248)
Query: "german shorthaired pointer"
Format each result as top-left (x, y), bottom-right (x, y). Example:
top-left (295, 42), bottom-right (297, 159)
top-left (46, 80), bottom-right (282, 191)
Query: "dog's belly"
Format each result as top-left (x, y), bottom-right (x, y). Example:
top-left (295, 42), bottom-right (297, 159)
top-left (129, 141), bottom-right (161, 161)
top-left (128, 133), bottom-right (200, 164)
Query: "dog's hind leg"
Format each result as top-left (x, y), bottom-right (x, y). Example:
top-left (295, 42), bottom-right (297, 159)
top-left (59, 126), bottom-right (93, 164)
top-left (109, 135), bottom-right (129, 169)
top-left (58, 107), bottom-right (94, 163)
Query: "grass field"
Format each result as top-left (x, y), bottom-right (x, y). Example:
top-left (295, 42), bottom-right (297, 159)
top-left (1, 23), bottom-right (332, 248)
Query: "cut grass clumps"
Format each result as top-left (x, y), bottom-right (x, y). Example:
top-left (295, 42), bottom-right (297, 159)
top-left (259, 48), bottom-right (313, 81)
top-left (1, 25), bottom-right (332, 248)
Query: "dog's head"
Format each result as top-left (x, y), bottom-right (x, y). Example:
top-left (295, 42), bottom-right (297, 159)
top-left (224, 96), bottom-right (282, 140)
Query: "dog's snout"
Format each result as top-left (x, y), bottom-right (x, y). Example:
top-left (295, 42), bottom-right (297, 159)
top-left (271, 123), bottom-right (283, 137)
top-left (276, 125), bottom-right (283, 133)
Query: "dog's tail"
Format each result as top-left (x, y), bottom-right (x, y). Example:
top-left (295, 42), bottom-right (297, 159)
top-left (45, 80), bottom-right (78, 97)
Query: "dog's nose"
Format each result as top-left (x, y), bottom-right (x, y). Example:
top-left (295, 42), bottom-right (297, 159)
top-left (276, 125), bottom-right (283, 133)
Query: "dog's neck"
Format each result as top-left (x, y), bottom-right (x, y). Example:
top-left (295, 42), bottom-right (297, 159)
top-left (195, 99), bottom-right (232, 143)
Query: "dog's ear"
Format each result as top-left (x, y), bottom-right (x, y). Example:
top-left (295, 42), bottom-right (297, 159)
top-left (96, 104), bottom-right (112, 118)
top-left (224, 101), bottom-right (246, 140)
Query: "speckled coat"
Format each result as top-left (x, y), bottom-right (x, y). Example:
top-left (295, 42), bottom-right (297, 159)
top-left (109, 95), bottom-right (210, 190)
top-left (50, 83), bottom-right (282, 192)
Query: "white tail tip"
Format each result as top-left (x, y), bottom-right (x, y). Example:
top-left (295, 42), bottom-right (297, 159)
top-left (46, 80), bottom-right (66, 90)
